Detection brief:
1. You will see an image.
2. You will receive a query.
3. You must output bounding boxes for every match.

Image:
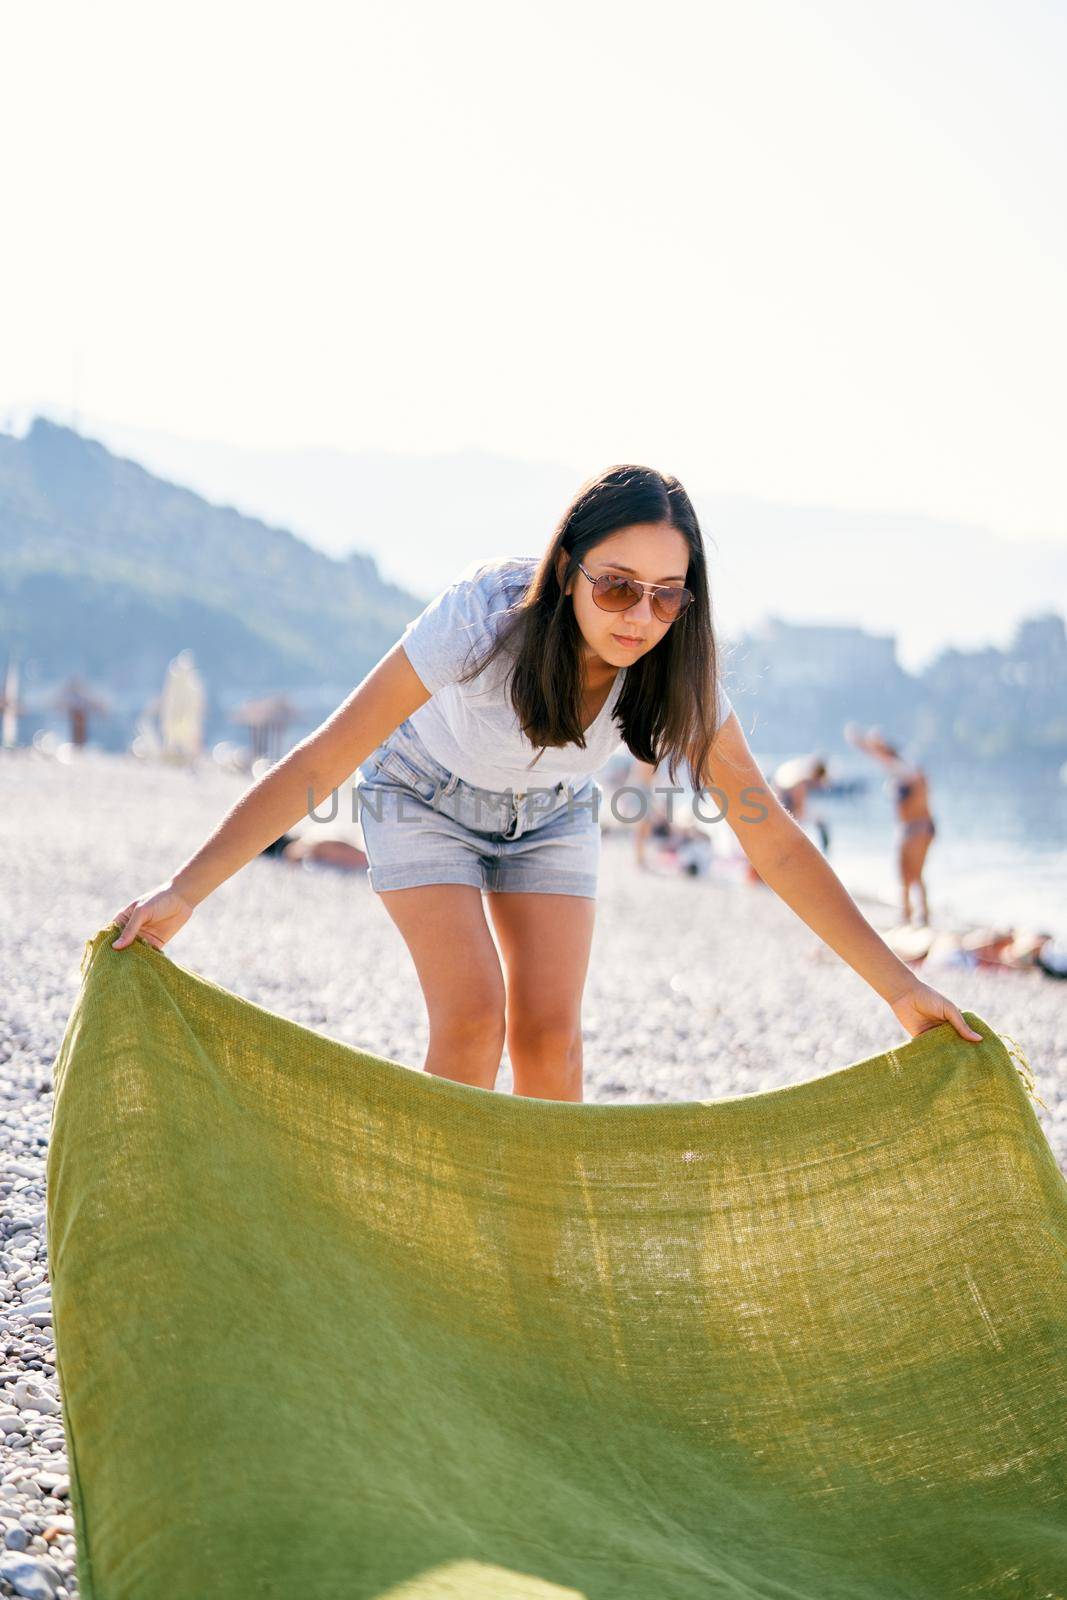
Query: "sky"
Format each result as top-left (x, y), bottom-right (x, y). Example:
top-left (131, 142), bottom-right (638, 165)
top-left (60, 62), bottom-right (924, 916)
top-left (2, 0), bottom-right (1065, 546)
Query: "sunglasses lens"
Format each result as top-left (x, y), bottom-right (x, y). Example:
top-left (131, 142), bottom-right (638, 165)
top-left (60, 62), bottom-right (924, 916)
top-left (652, 589), bottom-right (692, 623)
top-left (593, 576), bottom-right (642, 611)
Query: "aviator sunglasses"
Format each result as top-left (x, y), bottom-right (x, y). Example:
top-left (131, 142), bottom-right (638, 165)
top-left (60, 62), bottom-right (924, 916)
top-left (576, 562), bottom-right (694, 624)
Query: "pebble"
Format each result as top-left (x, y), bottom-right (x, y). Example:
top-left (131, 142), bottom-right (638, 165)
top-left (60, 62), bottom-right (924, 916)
top-left (0, 1551), bottom-right (61, 1599)
top-left (12, 1383), bottom-right (60, 1417)
top-left (0, 748), bottom-right (1063, 1598)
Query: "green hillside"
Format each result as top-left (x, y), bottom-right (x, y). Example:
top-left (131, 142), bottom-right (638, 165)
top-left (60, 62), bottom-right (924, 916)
top-left (0, 418), bottom-right (426, 694)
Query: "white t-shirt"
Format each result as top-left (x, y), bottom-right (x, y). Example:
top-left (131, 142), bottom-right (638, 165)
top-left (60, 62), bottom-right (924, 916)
top-left (397, 555), bottom-right (731, 792)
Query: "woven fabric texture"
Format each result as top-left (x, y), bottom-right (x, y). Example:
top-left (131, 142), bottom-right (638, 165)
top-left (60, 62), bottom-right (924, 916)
top-left (46, 924), bottom-right (1067, 1599)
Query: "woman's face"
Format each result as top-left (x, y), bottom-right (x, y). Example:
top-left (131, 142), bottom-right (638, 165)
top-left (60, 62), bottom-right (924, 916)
top-left (557, 522), bottom-right (692, 673)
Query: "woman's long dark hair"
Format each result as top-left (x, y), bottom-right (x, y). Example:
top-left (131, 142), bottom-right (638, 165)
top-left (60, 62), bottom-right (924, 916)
top-left (457, 464), bottom-right (733, 788)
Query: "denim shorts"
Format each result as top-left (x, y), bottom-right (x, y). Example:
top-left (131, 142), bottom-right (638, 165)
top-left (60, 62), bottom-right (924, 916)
top-left (355, 718), bottom-right (603, 898)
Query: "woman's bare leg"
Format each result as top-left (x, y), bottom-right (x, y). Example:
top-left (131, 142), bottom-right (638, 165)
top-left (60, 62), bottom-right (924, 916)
top-left (913, 831), bottom-right (933, 925)
top-left (898, 853), bottom-right (913, 925)
top-left (376, 883), bottom-right (507, 1089)
top-left (899, 831), bottom-right (934, 926)
top-left (485, 891), bottom-right (597, 1102)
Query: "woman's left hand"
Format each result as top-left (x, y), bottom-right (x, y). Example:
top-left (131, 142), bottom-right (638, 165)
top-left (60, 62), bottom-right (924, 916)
top-left (887, 980), bottom-right (983, 1042)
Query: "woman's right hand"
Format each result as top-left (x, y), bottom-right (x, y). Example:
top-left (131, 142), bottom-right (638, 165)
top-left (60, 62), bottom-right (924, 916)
top-left (111, 882), bottom-right (196, 951)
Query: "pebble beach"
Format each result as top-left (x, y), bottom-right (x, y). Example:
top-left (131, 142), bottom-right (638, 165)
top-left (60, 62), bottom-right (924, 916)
top-left (2, 749), bottom-right (1064, 1598)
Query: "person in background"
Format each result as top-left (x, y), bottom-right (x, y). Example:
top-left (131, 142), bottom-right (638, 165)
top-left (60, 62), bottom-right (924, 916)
top-left (259, 810), bottom-right (370, 872)
top-left (628, 755), bottom-right (716, 875)
top-left (892, 924), bottom-right (1060, 977)
top-left (934, 926), bottom-right (1055, 973)
top-left (846, 725), bottom-right (936, 927)
top-left (772, 755), bottom-right (830, 853)
top-left (629, 756), bottom-right (662, 869)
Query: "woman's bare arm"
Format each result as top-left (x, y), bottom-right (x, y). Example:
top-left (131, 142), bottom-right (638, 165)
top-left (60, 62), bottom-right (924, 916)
top-left (169, 643), bottom-right (431, 907)
top-left (698, 713), bottom-right (981, 1042)
top-left (112, 644), bottom-right (432, 948)
top-left (168, 643), bottom-right (428, 908)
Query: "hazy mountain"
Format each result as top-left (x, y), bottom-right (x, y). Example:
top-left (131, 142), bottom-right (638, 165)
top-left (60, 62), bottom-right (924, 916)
top-left (1, 416), bottom-right (1062, 769)
top-left (0, 418), bottom-right (423, 703)
top-left (42, 409), bottom-right (1067, 675)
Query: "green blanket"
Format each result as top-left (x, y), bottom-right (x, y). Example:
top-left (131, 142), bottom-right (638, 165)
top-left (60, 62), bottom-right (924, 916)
top-left (46, 924), bottom-right (1067, 1599)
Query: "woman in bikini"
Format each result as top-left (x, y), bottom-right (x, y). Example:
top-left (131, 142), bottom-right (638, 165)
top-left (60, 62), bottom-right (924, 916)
top-left (109, 465), bottom-right (981, 1102)
top-left (847, 726), bottom-right (937, 927)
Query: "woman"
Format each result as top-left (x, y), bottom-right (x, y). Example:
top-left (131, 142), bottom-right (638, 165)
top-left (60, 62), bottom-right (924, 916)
top-left (847, 726), bottom-right (937, 927)
top-left (772, 754), bottom-right (830, 854)
top-left (111, 465), bottom-right (981, 1102)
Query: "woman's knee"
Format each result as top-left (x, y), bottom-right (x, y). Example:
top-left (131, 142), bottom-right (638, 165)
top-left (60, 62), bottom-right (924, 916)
top-left (508, 1014), bottom-right (583, 1088)
top-left (424, 999), bottom-right (506, 1090)
top-left (511, 1005), bottom-right (580, 1047)
top-left (429, 997), bottom-right (507, 1058)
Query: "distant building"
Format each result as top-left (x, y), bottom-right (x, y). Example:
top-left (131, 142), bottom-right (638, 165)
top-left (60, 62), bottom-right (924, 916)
top-left (744, 616), bottom-right (902, 690)
top-left (729, 618), bottom-right (915, 752)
